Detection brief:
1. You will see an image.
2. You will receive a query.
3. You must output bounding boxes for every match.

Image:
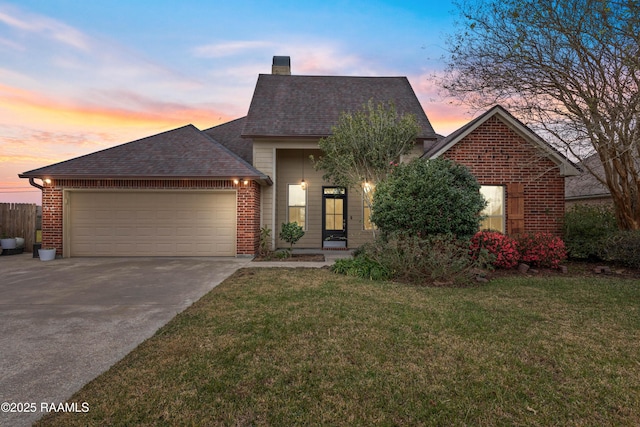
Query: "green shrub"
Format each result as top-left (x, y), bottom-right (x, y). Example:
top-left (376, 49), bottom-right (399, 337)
top-left (371, 158), bottom-right (486, 239)
top-left (563, 204), bottom-right (617, 260)
top-left (603, 230), bottom-right (640, 268)
top-left (279, 222), bottom-right (305, 251)
top-left (516, 232), bottom-right (567, 269)
top-left (331, 257), bottom-right (391, 281)
top-left (351, 234), bottom-right (484, 286)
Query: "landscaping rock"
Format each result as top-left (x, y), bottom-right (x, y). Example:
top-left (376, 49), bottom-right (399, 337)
top-left (593, 266), bottom-right (612, 274)
top-left (518, 263), bottom-right (530, 274)
top-left (529, 269), bottom-right (539, 274)
top-left (560, 265), bottom-right (568, 274)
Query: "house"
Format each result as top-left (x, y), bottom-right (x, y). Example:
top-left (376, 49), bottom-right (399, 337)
top-left (422, 105), bottom-right (579, 235)
top-left (20, 56), bottom-right (579, 258)
top-left (565, 153), bottom-right (613, 207)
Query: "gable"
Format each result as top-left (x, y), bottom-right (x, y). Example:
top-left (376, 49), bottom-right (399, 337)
top-left (242, 74), bottom-right (437, 140)
top-left (423, 105), bottom-right (579, 177)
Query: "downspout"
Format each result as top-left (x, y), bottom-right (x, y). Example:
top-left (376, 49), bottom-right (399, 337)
top-left (28, 178), bottom-right (44, 190)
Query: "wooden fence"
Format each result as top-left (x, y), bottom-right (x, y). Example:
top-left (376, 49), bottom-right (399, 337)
top-left (0, 203), bottom-right (37, 252)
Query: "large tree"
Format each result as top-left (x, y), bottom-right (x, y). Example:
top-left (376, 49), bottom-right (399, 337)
top-left (313, 100), bottom-right (420, 234)
top-left (442, 0), bottom-right (640, 229)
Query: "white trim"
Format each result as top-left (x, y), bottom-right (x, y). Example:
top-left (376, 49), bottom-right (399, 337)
top-left (271, 147), bottom-right (277, 250)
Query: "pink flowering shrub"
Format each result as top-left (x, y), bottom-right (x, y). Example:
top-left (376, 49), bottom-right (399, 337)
top-left (516, 232), bottom-right (567, 269)
top-left (470, 231), bottom-right (520, 269)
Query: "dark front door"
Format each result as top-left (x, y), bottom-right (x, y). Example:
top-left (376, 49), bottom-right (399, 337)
top-left (322, 187), bottom-right (347, 248)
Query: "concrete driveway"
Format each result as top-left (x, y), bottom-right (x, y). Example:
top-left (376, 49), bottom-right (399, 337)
top-left (0, 253), bottom-right (250, 427)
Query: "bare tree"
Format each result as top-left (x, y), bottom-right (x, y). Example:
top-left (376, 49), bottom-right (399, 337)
top-left (441, 0), bottom-right (640, 229)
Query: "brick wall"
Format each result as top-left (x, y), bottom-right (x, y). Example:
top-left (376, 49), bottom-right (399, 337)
top-left (237, 181), bottom-right (261, 255)
top-left (40, 179), bottom-right (261, 256)
top-left (441, 116), bottom-right (566, 235)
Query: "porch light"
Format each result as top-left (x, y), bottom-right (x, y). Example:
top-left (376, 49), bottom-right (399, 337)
top-left (300, 179), bottom-right (306, 190)
top-left (233, 179), bottom-right (239, 185)
top-left (44, 178), bottom-right (52, 185)
top-left (243, 179), bottom-right (249, 185)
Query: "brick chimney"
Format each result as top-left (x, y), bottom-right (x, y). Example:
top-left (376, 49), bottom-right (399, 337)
top-left (272, 56), bottom-right (291, 75)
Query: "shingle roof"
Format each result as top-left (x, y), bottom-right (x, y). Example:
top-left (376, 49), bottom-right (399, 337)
top-left (203, 117), bottom-right (252, 164)
top-left (242, 74), bottom-right (437, 139)
top-left (565, 154), bottom-right (611, 200)
top-left (20, 124), bottom-right (270, 183)
top-left (422, 105), bottom-right (580, 177)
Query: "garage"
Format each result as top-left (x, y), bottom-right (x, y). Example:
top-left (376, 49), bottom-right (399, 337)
top-left (67, 191), bottom-right (236, 257)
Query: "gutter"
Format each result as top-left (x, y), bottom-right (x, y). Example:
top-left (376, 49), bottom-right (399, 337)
top-left (27, 177), bottom-right (43, 190)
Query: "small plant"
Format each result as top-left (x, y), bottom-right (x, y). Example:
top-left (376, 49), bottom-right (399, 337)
top-left (470, 231), bottom-right (519, 269)
top-left (279, 222), bottom-right (305, 251)
top-left (516, 232), bottom-right (567, 269)
top-left (275, 249), bottom-right (292, 259)
top-left (331, 256), bottom-right (391, 280)
top-left (258, 226), bottom-right (273, 259)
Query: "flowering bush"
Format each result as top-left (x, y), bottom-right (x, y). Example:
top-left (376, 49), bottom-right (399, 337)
top-left (470, 231), bottom-right (520, 269)
top-left (516, 232), bottom-right (567, 269)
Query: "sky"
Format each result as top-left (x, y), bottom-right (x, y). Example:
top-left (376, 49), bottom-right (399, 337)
top-left (0, 0), bottom-right (472, 204)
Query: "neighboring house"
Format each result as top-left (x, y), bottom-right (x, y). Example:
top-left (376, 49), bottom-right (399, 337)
top-left (20, 56), bottom-right (579, 258)
top-left (565, 153), bottom-right (613, 207)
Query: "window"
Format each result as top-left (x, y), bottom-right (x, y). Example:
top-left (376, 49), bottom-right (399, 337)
top-left (288, 184), bottom-right (306, 230)
top-left (480, 185), bottom-right (505, 233)
top-left (362, 182), bottom-right (375, 230)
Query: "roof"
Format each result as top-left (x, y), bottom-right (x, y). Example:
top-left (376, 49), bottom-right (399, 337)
top-left (203, 117), bottom-right (252, 164)
top-left (565, 154), bottom-right (612, 200)
top-left (19, 124), bottom-right (271, 184)
top-left (242, 74), bottom-right (437, 139)
top-left (422, 105), bottom-right (580, 177)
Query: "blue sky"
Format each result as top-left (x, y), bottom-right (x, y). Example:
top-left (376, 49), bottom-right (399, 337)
top-left (0, 0), bottom-right (470, 203)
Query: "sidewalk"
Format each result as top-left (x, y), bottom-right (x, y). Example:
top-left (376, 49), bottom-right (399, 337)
top-left (245, 249), bottom-right (353, 268)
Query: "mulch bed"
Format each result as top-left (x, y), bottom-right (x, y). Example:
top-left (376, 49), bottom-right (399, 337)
top-left (252, 254), bottom-right (326, 262)
top-left (487, 260), bottom-right (640, 280)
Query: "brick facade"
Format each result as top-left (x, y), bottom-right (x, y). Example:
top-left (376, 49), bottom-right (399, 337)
top-left (440, 116), bottom-right (565, 235)
top-left (237, 180), bottom-right (261, 255)
top-left (41, 179), bottom-right (261, 256)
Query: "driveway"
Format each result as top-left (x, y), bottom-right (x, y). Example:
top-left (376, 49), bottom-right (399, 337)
top-left (0, 254), bottom-right (250, 427)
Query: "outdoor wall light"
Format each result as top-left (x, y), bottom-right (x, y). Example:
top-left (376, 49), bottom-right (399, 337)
top-left (243, 179), bottom-right (249, 186)
top-left (300, 179), bottom-right (306, 190)
top-left (233, 179), bottom-right (239, 185)
top-left (44, 178), bottom-right (52, 184)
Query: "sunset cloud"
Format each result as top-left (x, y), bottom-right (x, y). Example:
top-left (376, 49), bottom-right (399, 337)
top-left (192, 40), bottom-right (274, 58)
top-left (0, 4), bottom-right (89, 50)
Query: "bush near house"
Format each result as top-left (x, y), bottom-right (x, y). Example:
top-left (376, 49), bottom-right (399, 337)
top-left (470, 231), bottom-right (520, 269)
top-left (603, 230), bottom-right (640, 269)
top-left (563, 204), bottom-right (617, 260)
top-left (279, 222), bottom-right (305, 252)
top-left (516, 232), bottom-right (567, 269)
top-left (333, 234), bottom-right (485, 286)
top-left (371, 158), bottom-right (486, 239)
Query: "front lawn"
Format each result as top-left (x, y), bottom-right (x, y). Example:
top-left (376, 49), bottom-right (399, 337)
top-left (37, 268), bottom-right (640, 426)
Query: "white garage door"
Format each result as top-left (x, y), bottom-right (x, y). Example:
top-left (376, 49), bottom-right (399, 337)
top-left (68, 191), bottom-right (236, 256)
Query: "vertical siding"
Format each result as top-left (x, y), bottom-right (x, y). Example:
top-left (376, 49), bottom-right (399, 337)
top-left (253, 145), bottom-right (275, 235)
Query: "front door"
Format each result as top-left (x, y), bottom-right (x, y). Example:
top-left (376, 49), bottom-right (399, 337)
top-left (322, 187), bottom-right (347, 248)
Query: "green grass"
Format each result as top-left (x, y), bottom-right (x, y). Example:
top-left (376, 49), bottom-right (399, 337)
top-left (36, 268), bottom-right (640, 426)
